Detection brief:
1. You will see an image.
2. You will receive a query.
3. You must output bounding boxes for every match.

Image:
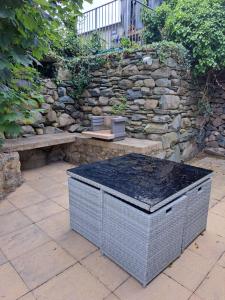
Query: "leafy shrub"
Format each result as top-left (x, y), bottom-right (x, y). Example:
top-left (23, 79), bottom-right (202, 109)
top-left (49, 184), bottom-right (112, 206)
top-left (142, 0), bottom-right (225, 77)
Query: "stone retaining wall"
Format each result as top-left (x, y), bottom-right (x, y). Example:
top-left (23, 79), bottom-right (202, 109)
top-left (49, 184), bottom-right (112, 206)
top-left (204, 80), bottom-right (225, 156)
top-left (19, 48), bottom-right (208, 162)
top-left (78, 49), bottom-right (201, 161)
top-left (0, 152), bottom-right (23, 199)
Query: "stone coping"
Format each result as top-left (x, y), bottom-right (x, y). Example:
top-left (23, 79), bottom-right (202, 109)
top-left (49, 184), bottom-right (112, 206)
top-left (2, 133), bottom-right (78, 152)
top-left (2, 133), bottom-right (162, 154)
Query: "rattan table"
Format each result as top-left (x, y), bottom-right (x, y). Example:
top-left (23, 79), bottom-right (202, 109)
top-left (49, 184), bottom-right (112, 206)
top-left (67, 153), bottom-right (212, 286)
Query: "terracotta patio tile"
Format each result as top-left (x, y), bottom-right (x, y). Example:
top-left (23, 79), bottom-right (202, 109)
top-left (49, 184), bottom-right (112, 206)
top-left (21, 199), bottom-right (64, 222)
top-left (211, 175), bottom-right (225, 200)
top-left (210, 200), bottom-right (225, 218)
top-left (37, 210), bottom-right (70, 240)
top-left (57, 230), bottom-right (97, 261)
top-left (82, 250), bottom-right (130, 291)
top-left (19, 292), bottom-right (36, 300)
top-left (33, 264), bottom-right (110, 300)
top-left (189, 294), bottom-right (204, 300)
top-left (207, 212), bottom-right (225, 238)
top-left (104, 293), bottom-right (120, 300)
top-left (188, 231), bottom-right (225, 262)
top-left (0, 199), bottom-right (17, 216)
top-left (51, 194), bottom-right (69, 209)
top-left (0, 262), bottom-right (28, 300)
top-left (8, 189), bottom-right (48, 209)
top-left (0, 210), bottom-right (32, 237)
top-left (114, 273), bottom-right (191, 300)
top-left (218, 252), bottom-right (225, 267)
top-left (164, 250), bottom-right (214, 291)
top-left (7, 183), bottom-right (36, 198)
top-left (195, 265), bottom-right (225, 300)
top-left (0, 249), bottom-right (7, 266)
top-left (11, 241), bottom-right (75, 290)
top-left (22, 169), bottom-right (43, 181)
top-left (0, 224), bottom-right (50, 260)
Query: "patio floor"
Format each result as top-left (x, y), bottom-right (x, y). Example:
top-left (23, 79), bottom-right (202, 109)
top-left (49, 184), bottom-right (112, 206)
top-left (0, 155), bottom-right (225, 300)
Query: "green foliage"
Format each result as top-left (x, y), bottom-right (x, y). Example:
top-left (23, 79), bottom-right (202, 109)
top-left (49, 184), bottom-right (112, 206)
top-left (0, 0), bottom-right (85, 141)
top-left (151, 40), bottom-right (190, 68)
top-left (66, 55), bottom-right (106, 100)
top-left (0, 66), bottom-right (44, 138)
top-left (165, 0), bottom-right (225, 76)
top-left (59, 31), bottom-right (103, 58)
top-left (142, 0), bottom-right (225, 77)
top-left (112, 97), bottom-right (128, 115)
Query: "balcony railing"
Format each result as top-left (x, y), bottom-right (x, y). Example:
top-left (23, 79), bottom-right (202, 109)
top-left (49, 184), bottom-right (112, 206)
top-left (77, 0), bottom-right (153, 50)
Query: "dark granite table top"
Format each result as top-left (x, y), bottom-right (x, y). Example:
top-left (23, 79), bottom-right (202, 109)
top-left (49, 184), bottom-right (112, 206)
top-left (68, 153), bottom-right (212, 210)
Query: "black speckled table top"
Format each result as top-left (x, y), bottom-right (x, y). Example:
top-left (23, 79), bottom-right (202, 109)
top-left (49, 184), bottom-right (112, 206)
top-left (68, 153), bottom-right (212, 210)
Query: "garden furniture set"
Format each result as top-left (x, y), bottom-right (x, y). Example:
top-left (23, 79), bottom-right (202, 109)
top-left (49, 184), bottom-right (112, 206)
top-left (67, 153), bottom-right (212, 286)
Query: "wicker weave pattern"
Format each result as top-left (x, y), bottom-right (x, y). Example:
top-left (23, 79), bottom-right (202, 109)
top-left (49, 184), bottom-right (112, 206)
top-left (182, 179), bottom-right (211, 250)
top-left (69, 178), bottom-right (102, 247)
top-left (102, 193), bottom-right (187, 286)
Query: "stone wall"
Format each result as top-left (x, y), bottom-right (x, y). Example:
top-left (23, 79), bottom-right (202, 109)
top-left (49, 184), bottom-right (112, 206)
top-left (204, 80), bottom-right (225, 157)
top-left (0, 152), bottom-right (23, 199)
top-left (21, 48), bottom-right (204, 162)
top-left (78, 49), bottom-right (201, 161)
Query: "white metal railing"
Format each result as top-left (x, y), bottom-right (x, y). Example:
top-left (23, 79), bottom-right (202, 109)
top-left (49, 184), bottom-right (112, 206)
top-left (77, 0), bottom-right (155, 50)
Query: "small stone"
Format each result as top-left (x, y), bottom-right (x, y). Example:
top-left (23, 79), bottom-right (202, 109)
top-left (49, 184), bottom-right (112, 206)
top-left (166, 57), bottom-right (177, 68)
top-left (102, 106), bottom-right (112, 113)
top-left (144, 100), bottom-right (158, 110)
top-left (134, 80), bottom-right (144, 87)
top-left (41, 103), bottom-right (51, 113)
top-left (152, 115), bottom-right (171, 123)
top-left (143, 56), bottom-right (153, 65)
top-left (118, 79), bottom-right (133, 89)
top-left (141, 87), bottom-right (151, 95)
top-left (52, 91), bottom-right (59, 101)
top-left (131, 114), bottom-right (146, 121)
top-left (45, 96), bottom-right (54, 104)
top-left (58, 113), bottom-right (75, 127)
top-left (44, 126), bottom-right (63, 134)
top-left (144, 123), bottom-right (168, 134)
top-left (162, 132), bottom-right (178, 149)
top-left (68, 124), bottom-right (80, 133)
top-left (155, 79), bottom-right (171, 87)
top-left (134, 99), bottom-right (145, 105)
top-left (58, 87), bottom-right (67, 97)
top-left (47, 110), bottom-right (57, 123)
top-left (153, 87), bottom-right (174, 95)
top-left (160, 95), bottom-right (180, 109)
top-left (144, 79), bottom-right (155, 88)
top-left (21, 125), bottom-right (35, 135)
top-left (122, 65), bottom-right (139, 76)
top-left (92, 107), bottom-right (102, 115)
top-left (127, 89), bottom-right (142, 99)
top-left (90, 88), bottom-right (100, 96)
top-left (151, 67), bottom-right (171, 79)
top-left (171, 115), bottom-right (182, 131)
top-left (53, 102), bottom-right (65, 110)
top-left (99, 96), bottom-right (109, 106)
top-left (87, 98), bottom-right (97, 106)
top-left (31, 111), bottom-right (45, 126)
top-left (130, 105), bottom-right (139, 111)
top-left (100, 88), bottom-right (113, 97)
top-left (36, 128), bottom-right (44, 135)
top-left (66, 105), bottom-right (76, 113)
top-left (59, 96), bottom-right (74, 104)
top-left (212, 117), bottom-right (223, 127)
top-left (45, 80), bottom-right (57, 89)
top-left (181, 118), bottom-right (191, 128)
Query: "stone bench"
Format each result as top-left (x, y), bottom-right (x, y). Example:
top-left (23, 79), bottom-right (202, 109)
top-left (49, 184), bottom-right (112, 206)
top-left (0, 132), bottom-right (163, 199)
